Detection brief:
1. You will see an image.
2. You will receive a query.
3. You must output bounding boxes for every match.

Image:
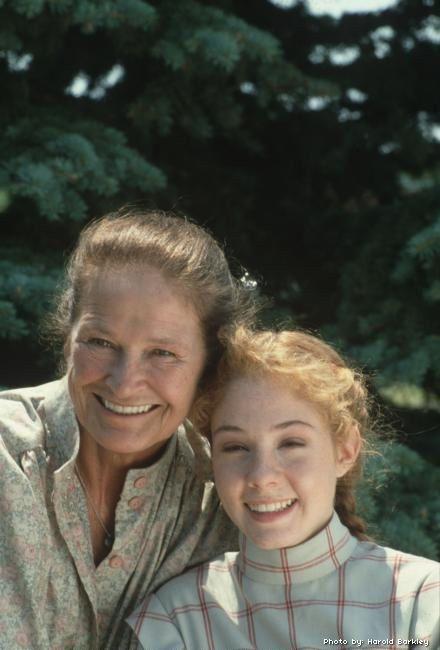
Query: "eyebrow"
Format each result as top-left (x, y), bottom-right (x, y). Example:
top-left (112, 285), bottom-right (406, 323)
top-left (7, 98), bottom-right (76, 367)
top-left (77, 319), bottom-right (114, 336)
top-left (78, 322), bottom-right (185, 348)
top-left (212, 420), bottom-right (313, 436)
top-left (147, 336), bottom-right (182, 346)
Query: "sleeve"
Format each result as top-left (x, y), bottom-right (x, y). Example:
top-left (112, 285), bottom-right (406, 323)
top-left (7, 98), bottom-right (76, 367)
top-left (126, 594), bottom-right (186, 650)
top-left (409, 564), bottom-right (440, 649)
top-left (0, 435), bottom-right (51, 649)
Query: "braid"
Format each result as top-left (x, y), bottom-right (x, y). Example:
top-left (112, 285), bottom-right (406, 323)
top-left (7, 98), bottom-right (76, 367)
top-left (335, 479), bottom-right (370, 541)
top-left (330, 367), bottom-right (374, 541)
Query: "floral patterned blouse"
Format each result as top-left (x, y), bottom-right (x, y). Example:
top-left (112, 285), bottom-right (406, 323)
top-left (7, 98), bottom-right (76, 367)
top-left (0, 378), bottom-right (237, 649)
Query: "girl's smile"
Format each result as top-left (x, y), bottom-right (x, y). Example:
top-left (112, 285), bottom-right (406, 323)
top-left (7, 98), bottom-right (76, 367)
top-left (245, 497), bottom-right (299, 523)
top-left (211, 375), bottom-right (359, 550)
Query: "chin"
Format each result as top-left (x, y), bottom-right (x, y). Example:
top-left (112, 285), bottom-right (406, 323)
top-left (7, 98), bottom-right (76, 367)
top-left (255, 541), bottom-right (280, 550)
top-left (250, 535), bottom-right (285, 550)
top-left (86, 427), bottom-right (144, 453)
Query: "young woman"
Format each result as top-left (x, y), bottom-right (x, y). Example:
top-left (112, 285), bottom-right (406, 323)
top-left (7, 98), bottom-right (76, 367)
top-left (129, 327), bottom-right (439, 650)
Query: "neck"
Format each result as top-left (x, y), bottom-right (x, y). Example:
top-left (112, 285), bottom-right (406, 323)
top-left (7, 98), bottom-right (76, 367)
top-left (76, 427), bottom-right (171, 564)
top-left (238, 513), bottom-right (357, 586)
top-left (77, 427), bottom-right (170, 488)
top-left (76, 432), bottom-right (137, 566)
top-left (77, 434), bottom-right (128, 498)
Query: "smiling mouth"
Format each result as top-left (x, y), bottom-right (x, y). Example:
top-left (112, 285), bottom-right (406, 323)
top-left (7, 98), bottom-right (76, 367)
top-left (246, 498), bottom-right (297, 513)
top-left (95, 395), bottom-right (159, 415)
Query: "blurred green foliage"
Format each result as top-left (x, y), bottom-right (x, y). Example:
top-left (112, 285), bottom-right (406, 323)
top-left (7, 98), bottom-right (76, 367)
top-left (0, 0), bottom-right (439, 556)
top-left (358, 442), bottom-right (440, 560)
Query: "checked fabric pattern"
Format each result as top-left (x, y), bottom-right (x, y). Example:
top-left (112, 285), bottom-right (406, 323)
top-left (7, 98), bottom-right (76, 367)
top-left (128, 512), bottom-right (439, 650)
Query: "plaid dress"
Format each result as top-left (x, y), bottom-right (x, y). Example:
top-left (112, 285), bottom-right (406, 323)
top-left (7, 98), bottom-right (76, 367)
top-left (128, 512), bottom-right (439, 650)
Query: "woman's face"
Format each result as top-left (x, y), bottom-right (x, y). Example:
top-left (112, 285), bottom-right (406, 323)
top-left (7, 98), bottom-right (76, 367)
top-left (66, 265), bottom-right (207, 463)
top-left (211, 375), bottom-right (358, 549)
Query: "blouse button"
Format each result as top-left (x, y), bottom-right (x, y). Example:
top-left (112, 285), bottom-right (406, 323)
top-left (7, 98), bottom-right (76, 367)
top-left (109, 555), bottom-right (123, 568)
top-left (128, 496), bottom-right (143, 510)
top-left (134, 476), bottom-right (147, 489)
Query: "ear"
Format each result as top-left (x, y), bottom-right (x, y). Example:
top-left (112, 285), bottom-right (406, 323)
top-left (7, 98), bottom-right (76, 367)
top-left (335, 424), bottom-right (361, 478)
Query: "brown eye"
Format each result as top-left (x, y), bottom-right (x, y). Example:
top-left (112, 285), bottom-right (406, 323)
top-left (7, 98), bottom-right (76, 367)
top-left (152, 349), bottom-right (176, 358)
top-left (88, 338), bottom-right (114, 349)
top-left (281, 438), bottom-right (304, 449)
top-left (222, 444), bottom-right (248, 453)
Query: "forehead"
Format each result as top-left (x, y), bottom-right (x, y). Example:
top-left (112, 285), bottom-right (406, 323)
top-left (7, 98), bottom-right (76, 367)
top-left (82, 263), bottom-right (177, 295)
top-left (75, 265), bottom-right (203, 339)
top-left (211, 375), bottom-right (325, 430)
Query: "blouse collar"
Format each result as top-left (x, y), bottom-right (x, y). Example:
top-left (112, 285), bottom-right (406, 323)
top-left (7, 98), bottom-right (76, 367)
top-left (238, 511), bottom-right (357, 585)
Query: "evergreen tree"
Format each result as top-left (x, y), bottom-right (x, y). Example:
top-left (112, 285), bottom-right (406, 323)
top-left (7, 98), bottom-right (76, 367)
top-left (0, 0), bottom-right (438, 556)
top-left (0, 0), bottom-right (327, 384)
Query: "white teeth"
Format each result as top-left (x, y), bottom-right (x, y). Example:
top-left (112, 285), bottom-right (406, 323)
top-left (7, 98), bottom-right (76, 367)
top-left (102, 399), bottom-right (155, 415)
top-left (247, 499), bottom-right (296, 513)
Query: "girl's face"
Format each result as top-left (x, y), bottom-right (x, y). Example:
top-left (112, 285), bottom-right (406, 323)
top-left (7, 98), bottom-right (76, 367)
top-left (211, 375), bottom-right (359, 550)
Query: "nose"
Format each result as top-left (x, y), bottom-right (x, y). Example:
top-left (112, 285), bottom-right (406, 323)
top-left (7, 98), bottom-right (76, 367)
top-left (246, 452), bottom-right (281, 490)
top-left (106, 352), bottom-right (150, 400)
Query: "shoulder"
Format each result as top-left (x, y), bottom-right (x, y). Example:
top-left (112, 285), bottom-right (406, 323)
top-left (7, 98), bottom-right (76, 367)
top-left (348, 539), bottom-right (439, 594)
top-left (127, 552), bottom-right (240, 647)
top-left (0, 379), bottom-right (62, 415)
top-left (153, 552), bottom-right (240, 614)
top-left (169, 425), bottom-right (222, 523)
top-left (351, 538), bottom-right (438, 571)
top-left (174, 422), bottom-right (212, 475)
top-left (0, 380), bottom-right (64, 460)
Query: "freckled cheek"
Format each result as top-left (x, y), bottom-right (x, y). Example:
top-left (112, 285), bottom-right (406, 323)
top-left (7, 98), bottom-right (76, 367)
top-left (214, 461), bottom-right (247, 501)
top-left (212, 456), bottom-right (223, 481)
top-left (281, 455), bottom-right (306, 472)
top-left (214, 474), bottom-right (242, 517)
top-left (288, 456), bottom-right (335, 493)
top-left (284, 458), bottom-right (316, 487)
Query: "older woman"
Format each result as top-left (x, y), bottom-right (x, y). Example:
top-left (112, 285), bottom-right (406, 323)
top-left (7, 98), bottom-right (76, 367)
top-left (0, 209), bottom-right (252, 649)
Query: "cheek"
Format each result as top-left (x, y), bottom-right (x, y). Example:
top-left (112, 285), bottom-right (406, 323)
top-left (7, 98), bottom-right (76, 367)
top-left (284, 455), bottom-right (325, 489)
top-left (186, 355), bottom-right (206, 389)
top-left (164, 366), bottom-right (204, 408)
top-left (185, 345), bottom-right (207, 388)
top-left (282, 454), bottom-right (307, 475)
top-left (297, 454), bottom-right (339, 495)
top-left (213, 459), bottom-right (242, 504)
top-left (70, 346), bottom-right (109, 384)
top-left (179, 369), bottom-right (201, 397)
